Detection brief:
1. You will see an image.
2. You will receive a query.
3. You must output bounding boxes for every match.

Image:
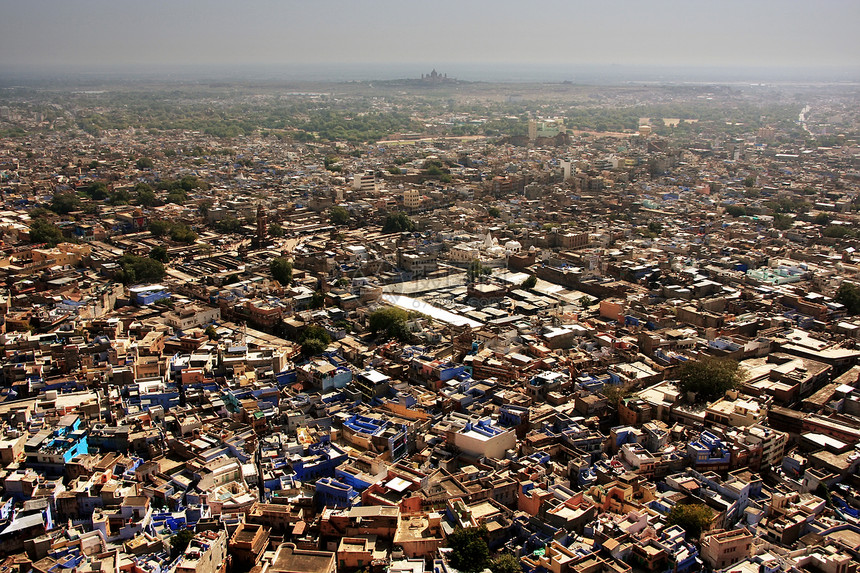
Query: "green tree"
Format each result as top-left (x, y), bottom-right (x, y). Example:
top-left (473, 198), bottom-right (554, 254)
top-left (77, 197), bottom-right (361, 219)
top-left (823, 225), bottom-right (857, 239)
top-left (330, 205), bottom-right (350, 226)
top-left (169, 223), bottom-right (197, 243)
top-left (118, 254), bottom-right (165, 285)
top-left (149, 219), bottom-right (170, 238)
top-left (666, 504), bottom-right (713, 539)
top-left (677, 357), bottom-right (745, 402)
top-left (170, 528), bottom-right (195, 560)
top-left (215, 217), bottom-right (242, 233)
top-left (299, 325), bottom-right (332, 346)
top-left (268, 222), bottom-right (284, 237)
top-left (150, 245), bottom-right (169, 263)
top-left (300, 337), bottom-right (328, 357)
top-left (299, 324), bottom-right (331, 357)
top-left (744, 176), bottom-right (756, 188)
top-left (49, 192), bottom-right (81, 214)
top-left (310, 290), bottom-right (325, 309)
top-left (369, 307), bottom-right (412, 341)
top-left (28, 218), bottom-right (64, 246)
top-left (447, 526), bottom-right (490, 573)
top-left (382, 212), bottom-right (415, 233)
top-left (270, 257), bottom-right (293, 285)
top-left (488, 206), bottom-right (501, 218)
top-left (205, 325), bottom-right (219, 340)
top-left (466, 261), bottom-right (492, 283)
top-left (135, 183), bottom-right (158, 207)
top-left (835, 282), bottom-right (860, 315)
top-left (725, 205), bottom-right (746, 217)
top-left (165, 189), bottom-right (187, 205)
top-left (83, 181), bottom-right (109, 200)
top-left (773, 213), bottom-right (794, 230)
top-left (602, 385), bottom-right (631, 406)
top-left (108, 188), bottom-right (131, 205)
top-left (521, 275), bottom-right (537, 289)
top-left (136, 157), bottom-right (154, 170)
top-left (489, 553), bottom-right (521, 573)
top-left (197, 198), bottom-right (214, 218)
top-left (813, 212), bottom-right (832, 225)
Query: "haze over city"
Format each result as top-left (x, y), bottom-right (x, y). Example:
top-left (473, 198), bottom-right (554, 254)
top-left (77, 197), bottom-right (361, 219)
top-left (1, 0), bottom-right (859, 81)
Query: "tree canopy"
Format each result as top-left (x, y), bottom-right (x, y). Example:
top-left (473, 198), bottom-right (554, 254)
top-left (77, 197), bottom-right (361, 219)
top-left (676, 357), bottom-right (744, 402)
top-left (369, 307), bottom-right (412, 341)
top-left (773, 213), bottom-right (794, 230)
top-left (118, 254), bottom-right (165, 285)
top-left (150, 245), bottom-right (169, 263)
top-left (136, 157), bottom-right (154, 169)
top-left (666, 503), bottom-right (713, 539)
top-left (28, 218), bottom-right (64, 246)
top-left (489, 553), bottom-right (521, 573)
top-left (268, 222), bottom-right (284, 237)
top-left (49, 192), bottom-right (81, 214)
top-left (330, 205), bottom-right (350, 226)
top-left (382, 212), bottom-right (415, 233)
top-left (299, 324), bottom-right (331, 357)
top-left (270, 257), bottom-right (293, 285)
top-left (836, 282), bottom-right (860, 315)
top-left (447, 526), bottom-right (490, 573)
top-left (82, 181), bottom-right (109, 200)
top-left (135, 183), bottom-right (159, 207)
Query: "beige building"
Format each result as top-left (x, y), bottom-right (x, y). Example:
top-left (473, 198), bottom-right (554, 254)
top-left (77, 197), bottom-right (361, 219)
top-left (336, 535), bottom-right (388, 570)
top-left (403, 188), bottom-right (420, 210)
top-left (701, 528), bottom-right (753, 570)
top-left (268, 543), bottom-right (336, 573)
top-left (393, 513), bottom-right (444, 559)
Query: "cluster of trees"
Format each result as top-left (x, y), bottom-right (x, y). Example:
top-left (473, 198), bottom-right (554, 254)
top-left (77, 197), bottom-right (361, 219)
top-left (773, 213), bottom-right (794, 230)
top-left (149, 220), bottom-right (198, 243)
top-left (149, 245), bottom-right (169, 263)
top-left (766, 197), bottom-right (810, 214)
top-left (466, 260), bottom-right (493, 283)
top-left (268, 222), bottom-right (284, 237)
top-left (299, 325), bottom-right (331, 357)
top-left (836, 282), bottom-right (860, 315)
top-left (368, 307), bottom-right (412, 341)
top-left (296, 109), bottom-right (418, 143)
top-left (823, 225), bottom-right (858, 239)
top-left (330, 205), bottom-right (350, 226)
top-left (49, 192), bottom-right (81, 214)
top-left (666, 504), bottom-right (714, 539)
top-left (135, 157), bottom-right (154, 170)
top-left (677, 357), bottom-right (745, 402)
top-left (446, 526), bottom-right (521, 573)
top-left (382, 212), bottom-right (415, 233)
top-left (270, 258), bottom-right (293, 285)
top-left (214, 216), bottom-right (243, 233)
top-left (117, 254), bottom-right (165, 285)
top-left (28, 218), bottom-right (65, 246)
top-left (424, 159), bottom-right (453, 183)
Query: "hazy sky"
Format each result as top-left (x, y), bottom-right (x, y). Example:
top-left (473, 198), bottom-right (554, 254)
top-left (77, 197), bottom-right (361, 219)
top-left (1, 0), bottom-right (858, 71)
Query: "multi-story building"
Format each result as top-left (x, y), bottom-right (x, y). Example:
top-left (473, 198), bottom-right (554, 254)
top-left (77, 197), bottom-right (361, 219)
top-left (700, 528), bottom-right (753, 570)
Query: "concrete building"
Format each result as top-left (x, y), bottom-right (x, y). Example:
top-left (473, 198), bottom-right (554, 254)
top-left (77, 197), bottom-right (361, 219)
top-left (701, 528), bottom-right (753, 570)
